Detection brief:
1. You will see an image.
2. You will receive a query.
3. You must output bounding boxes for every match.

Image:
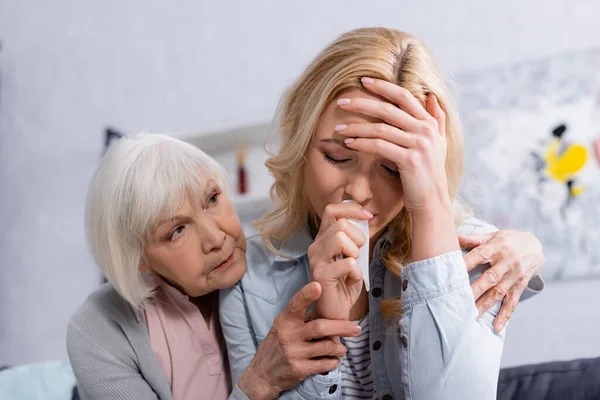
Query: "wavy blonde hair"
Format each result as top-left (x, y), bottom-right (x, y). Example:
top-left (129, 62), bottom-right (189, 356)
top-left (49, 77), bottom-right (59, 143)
top-left (255, 27), bottom-right (468, 318)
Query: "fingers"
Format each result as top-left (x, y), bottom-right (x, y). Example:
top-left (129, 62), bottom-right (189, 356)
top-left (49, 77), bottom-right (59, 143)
top-left (320, 202), bottom-right (372, 233)
top-left (318, 229), bottom-right (360, 261)
top-left (458, 232), bottom-right (497, 251)
top-left (475, 273), bottom-right (514, 318)
top-left (471, 261), bottom-right (510, 301)
top-left (463, 241), bottom-right (500, 271)
top-left (303, 308), bottom-right (313, 323)
top-left (284, 282), bottom-right (322, 319)
top-left (321, 218), bottom-right (366, 251)
top-left (335, 121), bottom-right (417, 149)
top-left (305, 357), bottom-right (342, 376)
top-left (337, 97), bottom-right (421, 133)
top-left (343, 136), bottom-right (409, 168)
top-left (493, 284), bottom-right (524, 332)
top-left (302, 318), bottom-right (362, 341)
top-left (425, 94), bottom-right (446, 138)
top-left (299, 338), bottom-right (348, 359)
top-left (360, 77), bottom-right (431, 121)
top-left (312, 257), bottom-right (362, 286)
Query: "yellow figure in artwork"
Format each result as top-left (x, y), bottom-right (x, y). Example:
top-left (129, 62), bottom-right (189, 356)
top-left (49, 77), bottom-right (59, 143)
top-left (543, 124), bottom-right (588, 199)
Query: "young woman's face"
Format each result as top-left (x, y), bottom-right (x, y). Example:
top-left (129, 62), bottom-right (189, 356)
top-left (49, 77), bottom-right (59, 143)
top-left (143, 180), bottom-right (246, 297)
top-left (304, 88), bottom-right (405, 239)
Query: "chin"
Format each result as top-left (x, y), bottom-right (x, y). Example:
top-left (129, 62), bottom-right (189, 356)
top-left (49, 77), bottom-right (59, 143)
top-left (215, 256), bottom-right (247, 290)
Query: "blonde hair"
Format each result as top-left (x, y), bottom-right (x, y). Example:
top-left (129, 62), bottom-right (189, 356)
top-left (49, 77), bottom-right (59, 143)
top-left (255, 27), bottom-right (468, 318)
top-left (85, 133), bottom-right (227, 308)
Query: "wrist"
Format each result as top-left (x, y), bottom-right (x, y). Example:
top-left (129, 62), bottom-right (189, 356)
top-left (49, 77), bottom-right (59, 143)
top-left (238, 365), bottom-right (279, 400)
top-left (313, 302), bottom-right (350, 321)
top-left (410, 203), bottom-right (459, 262)
top-left (410, 193), bottom-right (453, 219)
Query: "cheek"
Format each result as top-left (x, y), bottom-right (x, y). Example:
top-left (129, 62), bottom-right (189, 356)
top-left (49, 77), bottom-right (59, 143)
top-left (375, 177), bottom-right (404, 206)
top-left (176, 245), bottom-right (207, 278)
top-left (144, 244), bottom-right (206, 285)
top-left (237, 233), bottom-right (247, 252)
top-left (219, 200), bottom-right (244, 242)
top-left (304, 152), bottom-right (344, 214)
top-left (372, 177), bottom-right (405, 229)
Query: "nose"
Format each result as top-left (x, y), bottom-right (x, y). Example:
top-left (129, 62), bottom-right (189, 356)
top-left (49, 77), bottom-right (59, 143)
top-left (344, 172), bottom-right (373, 206)
top-left (200, 216), bottom-right (226, 254)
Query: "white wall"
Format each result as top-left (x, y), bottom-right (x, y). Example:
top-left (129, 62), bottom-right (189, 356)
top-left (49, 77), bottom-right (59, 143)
top-left (1, 0), bottom-right (600, 365)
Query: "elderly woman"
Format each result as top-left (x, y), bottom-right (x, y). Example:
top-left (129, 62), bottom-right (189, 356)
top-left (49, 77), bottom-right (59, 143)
top-left (67, 134), bottom-right (361, 400)
top-left (68, 132), bottom-right (542, 400)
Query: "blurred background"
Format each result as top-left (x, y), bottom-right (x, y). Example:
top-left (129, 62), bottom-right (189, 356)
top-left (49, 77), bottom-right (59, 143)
top-left (1, 0), bottom-right (599, 395)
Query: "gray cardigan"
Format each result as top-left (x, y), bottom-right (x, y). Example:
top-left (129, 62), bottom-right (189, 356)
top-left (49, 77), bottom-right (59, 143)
top-left (66, 284), bottom-right (248, 400)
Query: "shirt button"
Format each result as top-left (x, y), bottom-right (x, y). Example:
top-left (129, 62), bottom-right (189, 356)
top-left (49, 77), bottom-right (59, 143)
top-left (373, 340), bottom-right (382, 351)
top-left (401, 336), bottom-right (408, 348)
top-left (382, 395), bottom-right (393, 400)
top-left (372, 287), bottom-right (382, 297)
top-left (402, 279), bottom-right (408, 291)
top-left (329, 384), bottom-right (338, 394)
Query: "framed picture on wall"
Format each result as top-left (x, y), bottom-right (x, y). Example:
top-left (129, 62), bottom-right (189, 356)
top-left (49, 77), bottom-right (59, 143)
top-left (458, 48), bottom-right (600, 281)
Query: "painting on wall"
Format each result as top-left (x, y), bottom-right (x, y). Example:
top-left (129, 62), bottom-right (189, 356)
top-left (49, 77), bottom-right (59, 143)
top-left (457, 48), bottom-right (600, 281)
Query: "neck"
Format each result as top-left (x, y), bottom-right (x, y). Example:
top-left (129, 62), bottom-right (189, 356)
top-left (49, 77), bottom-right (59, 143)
top-left (191, 291), bottom-right (217, 324)
top-left (158, 274), bottom-right (217, 324)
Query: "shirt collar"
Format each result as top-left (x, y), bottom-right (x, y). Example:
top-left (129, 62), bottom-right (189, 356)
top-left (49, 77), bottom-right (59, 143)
top-left (272, 225), bottom-right (314, 262)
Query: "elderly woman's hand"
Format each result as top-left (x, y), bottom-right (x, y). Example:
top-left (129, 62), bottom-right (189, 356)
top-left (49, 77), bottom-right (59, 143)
top-left (460, 230), bottom-right (544, 333)
top-left (237, 281), bottom-right (361, 399)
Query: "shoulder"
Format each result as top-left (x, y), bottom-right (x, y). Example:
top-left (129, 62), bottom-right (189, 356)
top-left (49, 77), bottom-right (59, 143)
top-left (67, 283), bottom-right (141, 352)
top-left (245, 234), bottom-right (278, 269)
top-left (225, 233), bottom-right (309, 322)
top-left (242, 234), bottom-right (307, 290)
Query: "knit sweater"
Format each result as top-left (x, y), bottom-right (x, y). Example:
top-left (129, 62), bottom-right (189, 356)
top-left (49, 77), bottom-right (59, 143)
top-left (66, 284), bottom-right (248, 400)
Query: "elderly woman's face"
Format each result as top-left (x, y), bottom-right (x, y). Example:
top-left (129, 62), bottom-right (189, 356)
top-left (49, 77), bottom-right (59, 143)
top-left (144, 179), bottom-right (246, 297)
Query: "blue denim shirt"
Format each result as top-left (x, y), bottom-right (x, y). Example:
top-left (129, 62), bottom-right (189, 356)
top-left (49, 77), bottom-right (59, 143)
top-left (220, 218), bottom-right (543, 400)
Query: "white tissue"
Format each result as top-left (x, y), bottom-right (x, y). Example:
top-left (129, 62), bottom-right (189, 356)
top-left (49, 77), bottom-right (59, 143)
top-left (341, 200), bottom-right (370, 291)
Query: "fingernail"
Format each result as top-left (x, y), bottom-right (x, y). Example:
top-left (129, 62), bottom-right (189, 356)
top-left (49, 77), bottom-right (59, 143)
top-left (337, 98), bottom-right (351, 105)
top-left (362, 209), bottom-right (373, 219)
top-left (344, 138), bottom-right (355, 144)
top-left (353, 324), bottom-right (361, 333)
top-left (335, 124), bottom-right (347, 131)
top-left (361, 77), bottom-right (374, 85)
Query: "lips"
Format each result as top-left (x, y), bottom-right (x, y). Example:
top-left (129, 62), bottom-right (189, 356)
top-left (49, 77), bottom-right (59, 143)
top-left (211, 251), bottom-right (235, 272)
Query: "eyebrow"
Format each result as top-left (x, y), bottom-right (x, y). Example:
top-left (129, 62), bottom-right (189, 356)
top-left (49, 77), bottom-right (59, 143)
top-left (158, 215), bottom-right (191, 227)
top-left (320, 138), bottom-right (358, 151)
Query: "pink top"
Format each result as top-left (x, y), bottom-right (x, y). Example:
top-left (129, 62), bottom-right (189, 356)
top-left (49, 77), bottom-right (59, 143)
top-left (144, 278), bottom-right (231, 400)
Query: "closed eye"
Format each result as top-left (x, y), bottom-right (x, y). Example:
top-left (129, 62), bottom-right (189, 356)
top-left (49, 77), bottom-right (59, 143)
top-left (382, 165), bottom-right (400, 178)
top-left (323, 152), bottom-right (351, 165)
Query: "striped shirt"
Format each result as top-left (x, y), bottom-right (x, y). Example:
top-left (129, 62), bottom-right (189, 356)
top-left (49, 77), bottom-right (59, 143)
top-left (340, 316), bottom-right (375, 399)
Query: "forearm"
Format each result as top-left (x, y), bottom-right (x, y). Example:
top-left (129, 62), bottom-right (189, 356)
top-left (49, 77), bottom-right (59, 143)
top-left (236, 364), bottom-right (279, 400)
top-left (399, 251), bottom-right (504, 399)
top-left (411, 202), bottom-right (459, 262)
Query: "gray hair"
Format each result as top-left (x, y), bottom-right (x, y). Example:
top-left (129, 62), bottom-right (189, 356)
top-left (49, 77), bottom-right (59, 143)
top-left (85, 133), bottom-right (228, 308)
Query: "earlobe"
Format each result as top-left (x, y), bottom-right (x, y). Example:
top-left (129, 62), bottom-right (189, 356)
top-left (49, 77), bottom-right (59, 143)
top-left (140, 259), bottom-right (151, 274)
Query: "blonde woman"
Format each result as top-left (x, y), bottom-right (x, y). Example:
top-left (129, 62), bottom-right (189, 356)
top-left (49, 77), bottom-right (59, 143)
top-left (220, 28), bottom-right (544, 399)
top-left (67, 134), bottom-right (363, 400)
